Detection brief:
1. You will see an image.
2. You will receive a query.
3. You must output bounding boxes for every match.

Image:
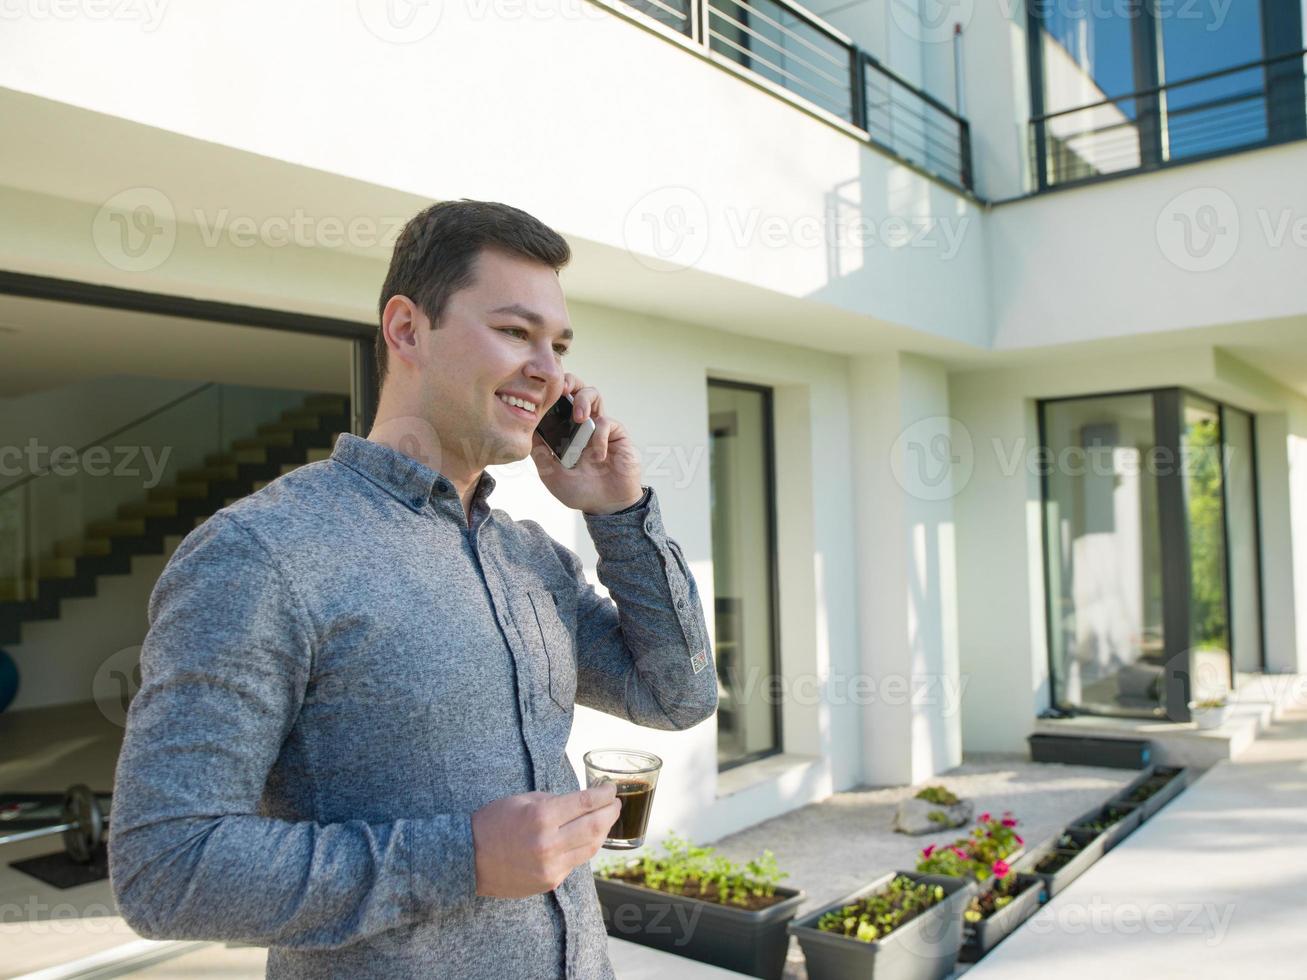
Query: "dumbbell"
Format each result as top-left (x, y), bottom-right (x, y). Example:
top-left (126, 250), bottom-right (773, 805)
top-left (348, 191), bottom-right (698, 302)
top-left (0, 784), bottom-right (107, 863)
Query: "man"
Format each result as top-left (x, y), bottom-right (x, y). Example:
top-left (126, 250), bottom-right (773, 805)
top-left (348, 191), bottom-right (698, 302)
top-left (108, 200), bottom-right (718, 978)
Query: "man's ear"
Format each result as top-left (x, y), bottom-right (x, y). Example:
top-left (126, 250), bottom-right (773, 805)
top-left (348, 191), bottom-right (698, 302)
top-left (381, 296), bottom-right (426, 370)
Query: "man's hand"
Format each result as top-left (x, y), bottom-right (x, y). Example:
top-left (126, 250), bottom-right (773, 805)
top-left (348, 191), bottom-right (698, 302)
top-left (530, 374), bottom-right (644, 515)
top-left (471, 784), bottom-right (621, 898)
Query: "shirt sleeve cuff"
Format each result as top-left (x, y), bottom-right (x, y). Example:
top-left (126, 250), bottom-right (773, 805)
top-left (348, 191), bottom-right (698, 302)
top-left (582, 486), bottom-right (666, 561)
top-left (407, 812), bottom-right (478, 912)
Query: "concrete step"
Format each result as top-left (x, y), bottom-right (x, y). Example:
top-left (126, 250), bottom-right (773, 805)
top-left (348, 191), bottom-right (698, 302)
top-left (149, 482), bottom-right (209, 502)
top-left (1030, 674), bottom-right (1306, 769)
top-left (279, 410), bottom-right (327, 428)
top-left (304, 394), bottom-right (348, 413)
top-left (0, 578), bottom-right (30, 601)
top-left (234, 432), bottom-right (293, 449)
top-left (206, 447), bottom-right (269, 466)
top-left (87, 518), bottom-right (147, 539)
top-left (53, 536), bottom-right (112, 560)
top-left (118, 499), bottom-right (179, 520)
top-left (179, 463), bottom-right (239, 483)
top-left (33, 557), bottom-right (77, 580)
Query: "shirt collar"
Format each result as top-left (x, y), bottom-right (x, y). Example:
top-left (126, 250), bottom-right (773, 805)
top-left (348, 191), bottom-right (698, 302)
top-left (330, 432), bottom-right (497, 512)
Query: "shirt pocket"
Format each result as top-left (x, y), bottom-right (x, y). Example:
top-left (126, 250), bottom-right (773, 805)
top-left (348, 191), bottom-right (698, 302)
top-left (527, 588), bottom-right (578, 712)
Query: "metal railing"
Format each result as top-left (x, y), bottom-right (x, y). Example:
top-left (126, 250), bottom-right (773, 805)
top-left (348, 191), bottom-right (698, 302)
top-left (1031, 48), bottom-right (1307, 190)
top-left (608, 0), bottom-right (974, 192)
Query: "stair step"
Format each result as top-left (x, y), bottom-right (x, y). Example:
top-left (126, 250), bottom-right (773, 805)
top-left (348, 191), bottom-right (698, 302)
top-left (235, 433), bottom-right (294, 449)
top-left (304, 394), bottom-right (349, 413)
top-left (40, 576), bottom-right (97, 601)
top-left (54, 537), bottom-right (113, 559)
top-left (179, 463), bottom-right (238, 482)
top-left (148, 482), bottom-right (209, 502)
top-left (34, 558), bottom-right (77, 580)
top-left (88, 518), bottom-right (147, 539)
top-left (257, 422), bottom-right (310, 438)
top-left (0, 578), bottom-right (32, 602)
top-left (279, 410), bottom-right (327, 428)
top-left (206, 447), bottom-right (268, 466)
top-left (119, 499), bottom-right (179, 519)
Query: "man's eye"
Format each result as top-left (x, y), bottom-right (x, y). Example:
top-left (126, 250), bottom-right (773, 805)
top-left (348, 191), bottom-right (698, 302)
top-left (500, 327), bottom-right (528, 338)
top-left (554, 347), bottom-right (569, 357)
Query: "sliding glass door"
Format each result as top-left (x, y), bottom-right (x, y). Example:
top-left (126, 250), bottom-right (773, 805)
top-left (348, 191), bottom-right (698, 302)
top-left (1041, 388), bottom-right (1262, 721)
top-left (1043, 393), bottom-right (1166, 716)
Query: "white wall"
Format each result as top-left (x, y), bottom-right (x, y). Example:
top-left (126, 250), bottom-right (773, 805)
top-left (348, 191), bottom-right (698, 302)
top-left (960, 0), bottom-right (1033, 199)
top-left (0, 0), bottom-right (992, 349)
top-left (850, 352), bottom-right (963, 784)
top-left (987, 140), bottom-right (1307, 348)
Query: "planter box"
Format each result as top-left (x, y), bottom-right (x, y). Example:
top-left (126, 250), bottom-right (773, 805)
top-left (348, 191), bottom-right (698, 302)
top-left (789, 872), bottom-right (973, 980)
top-left (1189, 701), bottom-right (1228, 729)
top-left (1015, 830), bottom-right (1108, 898)
top-left (1067, 800), bottom-right (1144, 853)
top-left (1111, 766), bottom-right (1188, 821)
top-left (1028, 733), bottom-right (1152, 769)
top-left (958, 873), bottom-right (1046, 964)
top-left (594, 872), bottom-right (805, 980)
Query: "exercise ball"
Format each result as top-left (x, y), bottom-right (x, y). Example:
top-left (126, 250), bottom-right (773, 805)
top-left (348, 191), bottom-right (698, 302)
top-left (0, 648), bottom-right (17, 713)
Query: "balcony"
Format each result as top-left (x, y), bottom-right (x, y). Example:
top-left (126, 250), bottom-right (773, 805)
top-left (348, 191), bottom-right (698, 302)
top-left (1031, 47), bottom-right (1307, 191)
top-left (602, 0), bottom-right (974, 193)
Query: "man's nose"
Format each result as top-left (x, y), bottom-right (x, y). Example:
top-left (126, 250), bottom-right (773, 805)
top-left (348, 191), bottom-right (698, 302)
top-left (524, 346), bottom-right (564, 390)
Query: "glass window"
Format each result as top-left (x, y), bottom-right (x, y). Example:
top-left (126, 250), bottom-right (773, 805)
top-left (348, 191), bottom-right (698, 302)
top-left (1224, 407), bottom-right (1264, 674)
top-left (708, 381), bottom-right (780, 769)
top-left (1161, 1), bottom-right (1267, 158)
top-left (1043, 394), bottom-right (1167, 717)
top-left (1182, 395), bottom-right (1232, 699)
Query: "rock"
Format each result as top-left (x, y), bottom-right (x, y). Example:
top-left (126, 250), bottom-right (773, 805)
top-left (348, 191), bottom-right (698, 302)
top-left (892, 798), bottom-right (974, 835)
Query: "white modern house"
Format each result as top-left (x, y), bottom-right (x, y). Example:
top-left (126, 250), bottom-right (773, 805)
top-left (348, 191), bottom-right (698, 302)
top-left (1, 1), bottom-right (1306, 961)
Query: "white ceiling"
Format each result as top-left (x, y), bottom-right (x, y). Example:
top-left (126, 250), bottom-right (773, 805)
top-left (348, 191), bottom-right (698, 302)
top-left (0, 293), bottom-right (352, 399)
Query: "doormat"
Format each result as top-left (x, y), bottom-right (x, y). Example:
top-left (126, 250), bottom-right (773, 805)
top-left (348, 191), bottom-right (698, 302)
top-left (9, 842), bottom-right (110, 889)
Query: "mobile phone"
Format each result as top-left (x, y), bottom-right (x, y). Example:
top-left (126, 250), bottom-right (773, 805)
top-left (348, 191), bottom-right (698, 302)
top-left (535, 393), bottom-right (596, 469)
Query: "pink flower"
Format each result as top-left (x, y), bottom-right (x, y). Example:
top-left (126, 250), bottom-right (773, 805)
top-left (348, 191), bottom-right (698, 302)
top-left (992, 860), bottom-right (1011, 878)
top-left (952, 846), bottom-right (970, 860)
top-left (1002, 817), bottom-right (1018, 828)
top-left (922, 844), bottom-right (935, 858)
top-left (1014, 834), bottom-right (1024, 846)
top-left (979, 812), bottom-right (992, 823)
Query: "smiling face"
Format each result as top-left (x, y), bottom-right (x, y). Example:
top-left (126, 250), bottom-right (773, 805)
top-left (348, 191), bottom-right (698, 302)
top-left (405, 247), bottom-right (573, 477)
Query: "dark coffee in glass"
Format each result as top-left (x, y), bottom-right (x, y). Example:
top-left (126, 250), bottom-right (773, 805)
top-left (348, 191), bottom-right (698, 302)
top-left (583, 749), bottom-right (662, 849)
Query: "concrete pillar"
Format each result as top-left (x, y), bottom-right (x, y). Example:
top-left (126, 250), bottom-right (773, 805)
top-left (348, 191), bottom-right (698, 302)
top-left (850, 352), bottom-right (962, 787)
top-left (1256, 412), bottom-right (1307, 674)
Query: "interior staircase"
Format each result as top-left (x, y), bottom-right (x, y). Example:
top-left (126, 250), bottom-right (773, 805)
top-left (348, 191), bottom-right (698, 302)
top-left (0, 393), bottom-right (349, 646)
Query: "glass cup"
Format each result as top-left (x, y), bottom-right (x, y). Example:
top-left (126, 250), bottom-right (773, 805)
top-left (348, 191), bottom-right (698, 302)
top-left (583, 749), bottom-right (662, 849)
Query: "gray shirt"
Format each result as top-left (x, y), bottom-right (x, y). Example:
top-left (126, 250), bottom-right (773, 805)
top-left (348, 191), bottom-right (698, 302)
top-left (108, 432), bottom-right (717, 979)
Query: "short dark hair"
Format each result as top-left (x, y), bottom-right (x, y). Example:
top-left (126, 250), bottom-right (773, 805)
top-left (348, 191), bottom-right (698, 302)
top-left (375, 199), bottom-right (572, 382)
